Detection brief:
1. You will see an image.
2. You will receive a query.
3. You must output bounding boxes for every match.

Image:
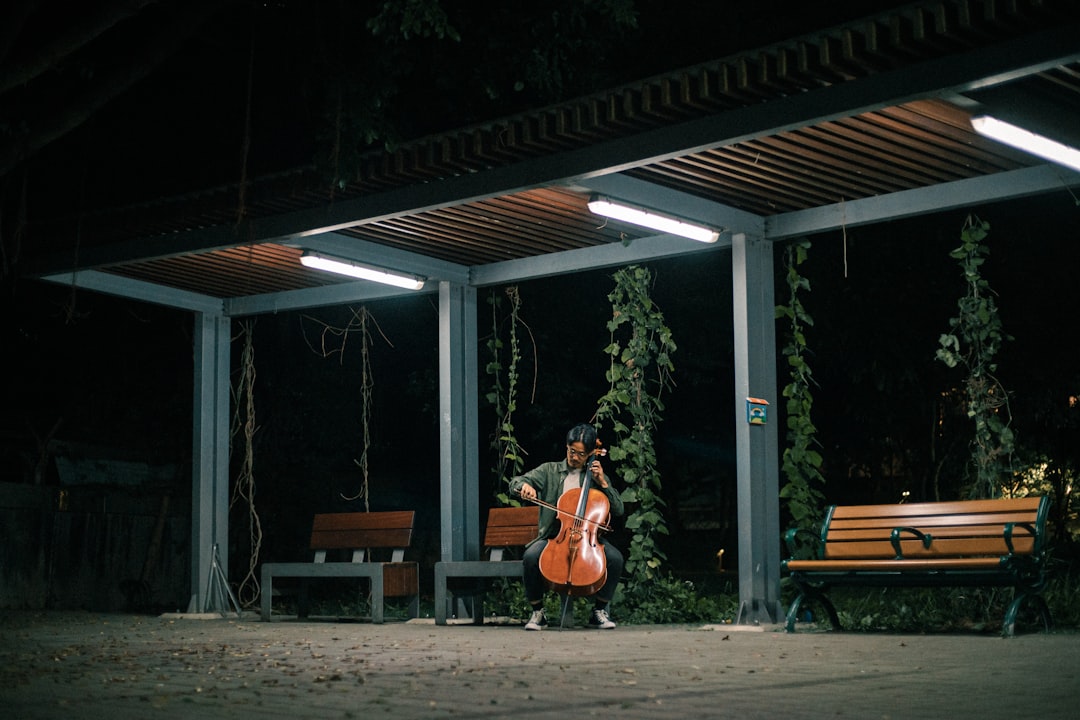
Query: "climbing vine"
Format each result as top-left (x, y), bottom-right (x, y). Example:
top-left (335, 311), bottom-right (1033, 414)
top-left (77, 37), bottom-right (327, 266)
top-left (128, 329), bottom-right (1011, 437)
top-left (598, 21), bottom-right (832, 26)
top-left (229, 319), bottom-right (262, 608)
top-left (935, 215), bottom-right (1016, 498)
top-left (302, 305), bottom-right (392, 509)
top-left (776, 238), bottom-right (825, 553)
top-left (594, 265), bottom-right (676, 597)
top-left (486, 287), bottom-right (536, 504)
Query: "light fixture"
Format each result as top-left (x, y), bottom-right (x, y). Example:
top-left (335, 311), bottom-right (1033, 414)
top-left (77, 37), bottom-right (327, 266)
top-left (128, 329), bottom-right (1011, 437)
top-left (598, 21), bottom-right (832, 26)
top-left (300, 251), bottom-right (425, 290)
top-left (970, 115), bottom-right (1080, 173)
top-left (587, 195), bottom-right (720, 243)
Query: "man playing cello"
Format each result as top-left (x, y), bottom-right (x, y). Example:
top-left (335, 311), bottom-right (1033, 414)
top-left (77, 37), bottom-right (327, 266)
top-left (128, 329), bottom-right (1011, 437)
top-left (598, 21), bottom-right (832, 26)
top-left (509, 423), bottom-right (625, 630)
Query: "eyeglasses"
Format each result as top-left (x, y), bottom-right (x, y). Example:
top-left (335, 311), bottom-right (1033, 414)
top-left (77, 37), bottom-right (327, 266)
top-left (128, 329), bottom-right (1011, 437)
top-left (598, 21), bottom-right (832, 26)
top-left (566, 447), bottom-right (589, 459)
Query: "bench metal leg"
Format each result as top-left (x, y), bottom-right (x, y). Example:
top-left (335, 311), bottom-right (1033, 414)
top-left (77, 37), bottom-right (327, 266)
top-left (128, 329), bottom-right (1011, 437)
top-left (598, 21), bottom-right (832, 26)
top-left (1003, 590), bottom-right (1052, 637)
top-left (434, 564), bottom-right (449, 625)
top-left (434, 564), bottom-right (487, 625)
top-left (261, 565), bottom-right (273, 620)
top-left (260, 564), bottom-right (397, 623)
top-left (369, 572), bottom-right (384, 624)
top-left (785, 584), bottom-right (840, 633)
top-left (784, 595), bottom-right (805, 633)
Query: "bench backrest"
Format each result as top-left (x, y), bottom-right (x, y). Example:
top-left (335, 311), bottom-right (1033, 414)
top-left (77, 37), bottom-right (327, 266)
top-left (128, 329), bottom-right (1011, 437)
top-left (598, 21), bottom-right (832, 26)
top-left (309, 510), bottom-right (415, 563)
top-left (821, 497), bottom-right (1048, 560)
top-left (482, 506), bottom-right (539, 560)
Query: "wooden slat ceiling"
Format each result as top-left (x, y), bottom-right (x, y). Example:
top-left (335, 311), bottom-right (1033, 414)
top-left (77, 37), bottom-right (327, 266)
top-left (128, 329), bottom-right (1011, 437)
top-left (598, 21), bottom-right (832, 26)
top-left (44, 0), bottom-right (1080, 301)
top-left (626, 99), bottom-right (1030, 215)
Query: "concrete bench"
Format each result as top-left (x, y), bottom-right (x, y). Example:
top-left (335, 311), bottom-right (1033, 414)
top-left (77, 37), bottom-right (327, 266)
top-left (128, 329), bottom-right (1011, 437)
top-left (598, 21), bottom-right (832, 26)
top-left (434, 506), bottom-right (538, 625)
top-left (261, 510), bottom-right (419, 623)
top-left (782, 496), bottom-right (1051, 636)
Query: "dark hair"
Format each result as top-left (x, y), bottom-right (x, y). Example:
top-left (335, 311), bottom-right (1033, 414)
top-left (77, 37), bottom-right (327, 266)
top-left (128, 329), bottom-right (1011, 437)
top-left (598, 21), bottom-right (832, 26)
top-left (565, 423), bottom-right (597, 450)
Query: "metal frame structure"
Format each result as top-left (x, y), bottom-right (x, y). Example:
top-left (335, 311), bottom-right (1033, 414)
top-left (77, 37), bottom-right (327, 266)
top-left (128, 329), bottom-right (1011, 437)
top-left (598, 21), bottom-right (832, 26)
top-left (23, 1), bottom-right (1080, 621)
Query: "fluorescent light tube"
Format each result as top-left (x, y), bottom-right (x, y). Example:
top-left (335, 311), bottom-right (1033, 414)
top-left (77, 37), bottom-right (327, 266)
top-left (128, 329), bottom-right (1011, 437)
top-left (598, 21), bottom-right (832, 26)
top-left (970, 115), bottom-right (1080, 173)
top-left (588, 196), bottom-right (720, 243)
top-left (300, 251), bottom-right (425, 290)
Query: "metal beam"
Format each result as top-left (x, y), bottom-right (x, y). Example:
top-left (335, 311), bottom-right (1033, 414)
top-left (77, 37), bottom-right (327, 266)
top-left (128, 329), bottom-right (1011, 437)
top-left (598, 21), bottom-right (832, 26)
top-left (471, 231), bottom-right (731, 287)
top-left (765, 164), bottom-right (1080, 240)
top-left (39, 270), bottom-right (224, 314)
top-left (224, 281), bottom-right (432, 317)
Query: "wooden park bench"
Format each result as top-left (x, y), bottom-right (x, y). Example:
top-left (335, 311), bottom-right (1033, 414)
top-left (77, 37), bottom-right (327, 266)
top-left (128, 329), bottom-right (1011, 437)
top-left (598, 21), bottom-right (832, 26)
top-left (433, 505), bottom-right (539, 625)
top-left (261, 510), bottom-right (419, 623)
top-left (782, 496), bottom-right (1051, 637)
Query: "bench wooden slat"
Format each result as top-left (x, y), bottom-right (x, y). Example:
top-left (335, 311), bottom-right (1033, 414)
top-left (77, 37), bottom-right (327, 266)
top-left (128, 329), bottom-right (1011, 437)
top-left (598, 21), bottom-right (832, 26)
top-left (483, 506), bottom-right (539, 548)
top-left (822, 540), bottom-right (897, 559)
top-left (828, 497), bottom-right (1041, 520)
top-left (829, 511), bottom-right (1040, 531)
top-left (827, 523), bottom-right (1037, 541)
top-left (823, 530), bottom-right (1037, 557)
top-left (787, 556), bottom-right (1010, 571)
top-left (310, 528), bottom-right (414, 550)
top-left (310, 511), bottom-right (415, 550)
top-left (822, 536), bottom-right (1036, 560)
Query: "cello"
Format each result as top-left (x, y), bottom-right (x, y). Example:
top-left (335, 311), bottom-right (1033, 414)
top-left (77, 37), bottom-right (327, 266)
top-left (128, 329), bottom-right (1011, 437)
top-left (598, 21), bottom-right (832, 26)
top-left (535, 442), bottom-right (611, 598)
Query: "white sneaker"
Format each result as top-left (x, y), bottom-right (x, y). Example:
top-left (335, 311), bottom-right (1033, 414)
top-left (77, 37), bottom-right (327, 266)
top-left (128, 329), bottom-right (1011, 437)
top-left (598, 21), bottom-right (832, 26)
top-left (589, 608), bottom-right (616, 629)
top-left (524, 607), bottom-right (547, 631)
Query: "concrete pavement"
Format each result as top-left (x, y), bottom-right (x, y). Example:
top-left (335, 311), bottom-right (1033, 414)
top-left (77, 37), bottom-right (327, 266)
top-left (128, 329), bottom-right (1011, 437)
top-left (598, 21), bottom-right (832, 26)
top-left (1, 610), bottom-right (1076, 719)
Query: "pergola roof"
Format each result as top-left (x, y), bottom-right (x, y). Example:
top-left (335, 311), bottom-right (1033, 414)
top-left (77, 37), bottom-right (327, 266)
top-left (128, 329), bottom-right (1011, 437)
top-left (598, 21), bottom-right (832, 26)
top-left (26, 0), bottom-right (1080, 310)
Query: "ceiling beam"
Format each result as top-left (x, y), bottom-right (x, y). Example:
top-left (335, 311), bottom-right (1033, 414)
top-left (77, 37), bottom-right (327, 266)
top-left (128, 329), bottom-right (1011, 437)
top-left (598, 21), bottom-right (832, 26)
top-left (39, 270), bottom-right (225, 313)
top-left (471, 231), bottom-right (732, 287)
top-left (764, 164), bottom-right (1080, 240)
top-left (225, 279), bottom-right (429, 317)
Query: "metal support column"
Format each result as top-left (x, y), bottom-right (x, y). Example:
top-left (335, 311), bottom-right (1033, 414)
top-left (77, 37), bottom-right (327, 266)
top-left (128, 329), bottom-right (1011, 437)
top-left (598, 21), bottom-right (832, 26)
top-left (188, 311), bottom-right (231, 613)
top-left (731, 232), bottom-right (783, 625)
top-left (438, 281), bottom-right (480, 620)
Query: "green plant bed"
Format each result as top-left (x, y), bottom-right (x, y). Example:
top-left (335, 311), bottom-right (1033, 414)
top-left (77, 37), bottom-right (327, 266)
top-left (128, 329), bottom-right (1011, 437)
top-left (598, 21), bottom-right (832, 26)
top-left (783, 573), bottom-right (1080, 634)
top-left (452, 573), bottom-right (740, 626)
top-left (265, 581), bottom-right (422, 622)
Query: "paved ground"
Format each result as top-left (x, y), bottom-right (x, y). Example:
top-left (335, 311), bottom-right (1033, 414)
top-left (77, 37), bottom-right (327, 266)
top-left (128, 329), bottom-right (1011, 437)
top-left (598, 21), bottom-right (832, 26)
top-left (1, 610), bottom-right (1077, 719)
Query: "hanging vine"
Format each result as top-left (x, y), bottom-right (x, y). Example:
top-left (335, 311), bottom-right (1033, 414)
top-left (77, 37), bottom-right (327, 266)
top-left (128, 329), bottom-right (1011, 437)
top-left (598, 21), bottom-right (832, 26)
top-left (229, 319), bottom-right (262, 608)
top-left (935, 215), bottom-right (1016, 498)
top-left (594, 265), bottom-right (676, 596)
top-left (486, 286), bottom-right (536, 505)
top-left (302, 305), bottom-right (393, 510)
top-left (776, 238), bottom-right (825, 556)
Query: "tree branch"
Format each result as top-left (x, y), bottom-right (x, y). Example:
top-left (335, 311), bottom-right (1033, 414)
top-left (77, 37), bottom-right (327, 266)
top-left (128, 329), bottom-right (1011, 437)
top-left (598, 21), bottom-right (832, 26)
top-left (0, 0), bottom-right (161, 95)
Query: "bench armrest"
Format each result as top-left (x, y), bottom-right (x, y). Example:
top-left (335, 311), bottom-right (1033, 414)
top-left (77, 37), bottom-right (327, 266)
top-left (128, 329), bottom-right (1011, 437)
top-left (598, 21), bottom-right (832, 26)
top-left (784, 526), bottom-right (824, 559)
top-left (890, 527), bottom-right (933, 558)
top-left (1004, 522), bottom-right (1036, 555)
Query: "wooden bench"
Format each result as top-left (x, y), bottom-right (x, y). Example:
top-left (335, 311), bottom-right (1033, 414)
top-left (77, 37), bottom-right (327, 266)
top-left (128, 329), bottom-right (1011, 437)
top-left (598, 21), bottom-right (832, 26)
top-left (261, 510), bottom-right (419, 623)
top-left (433, 506), bottom-right (539, 625)
top-left (782, 496), bottom-right (1051, 636)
